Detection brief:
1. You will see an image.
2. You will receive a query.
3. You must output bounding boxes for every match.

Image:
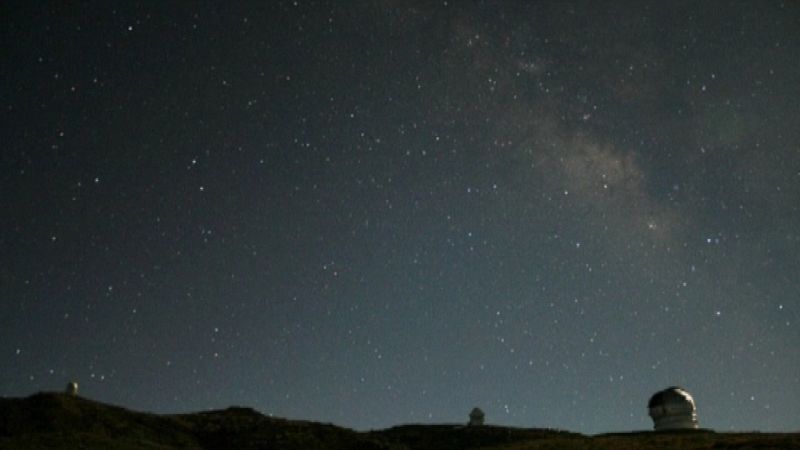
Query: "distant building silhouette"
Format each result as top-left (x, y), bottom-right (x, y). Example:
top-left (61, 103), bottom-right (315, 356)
top-left (648, 386), bottom-right (698, 430)
top-left (65, 381), bottom-right (79, 396)
top-left (468, 407), bottom-right (485, 426)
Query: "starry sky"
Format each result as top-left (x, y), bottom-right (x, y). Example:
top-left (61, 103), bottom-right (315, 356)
top-left (2, 0), bottom-right (799, 434)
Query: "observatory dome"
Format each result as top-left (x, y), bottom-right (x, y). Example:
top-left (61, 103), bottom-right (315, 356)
top-left (65, 381), bottom-right (79, 396)
top-left (468, 407), bottom-right (485, 426)
top-left (648, 386), bottom-right (698, 430)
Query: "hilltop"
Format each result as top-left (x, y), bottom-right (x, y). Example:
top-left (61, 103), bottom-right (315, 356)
top-left (1, 393), bottom-right (798, 449)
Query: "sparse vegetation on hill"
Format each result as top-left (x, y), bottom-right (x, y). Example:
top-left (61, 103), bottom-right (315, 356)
top-left (0, 393), bottom-right (797, 449)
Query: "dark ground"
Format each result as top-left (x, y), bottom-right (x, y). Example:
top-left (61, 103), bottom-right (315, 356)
top-left (1, 393), bottom-right (797, 449)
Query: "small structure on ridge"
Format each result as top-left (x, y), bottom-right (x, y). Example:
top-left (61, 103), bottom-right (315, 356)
top-left (65, 381), bottom-right (79, 396)
top-left (468, 407), bottom-right (485, 426)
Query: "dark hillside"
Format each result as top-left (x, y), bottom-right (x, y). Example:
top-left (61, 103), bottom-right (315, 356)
top-left (0, 393), bottom-right (393, 450)
top-left (372, 424), bottom-right (581, 450)
top-left (1, 393), bottom-right (798, 450)
top-left (173, 406), bottom-right (395, 450)
top-left (0, 393), bottom-right (197, 449)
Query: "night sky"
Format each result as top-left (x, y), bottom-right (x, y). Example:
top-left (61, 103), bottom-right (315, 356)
top-left (2, 1), bottom-right (799, 434)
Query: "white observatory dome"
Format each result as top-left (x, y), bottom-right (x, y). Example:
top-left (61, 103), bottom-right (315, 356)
top-left (65, 381), bottom-right (79, 396)
top-left (648, 386), bottom-right (698, 430)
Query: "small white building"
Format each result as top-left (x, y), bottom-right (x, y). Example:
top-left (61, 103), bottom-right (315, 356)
top-left (65, 381), bottom-right (79, 396)
top-left (468, 407), bottom-right (485, 426)
top-left (648, 386), bottom-right (698, 430)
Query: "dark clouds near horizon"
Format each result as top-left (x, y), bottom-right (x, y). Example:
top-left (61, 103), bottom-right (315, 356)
top-left (2, 0), bottom-right (799, 433)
